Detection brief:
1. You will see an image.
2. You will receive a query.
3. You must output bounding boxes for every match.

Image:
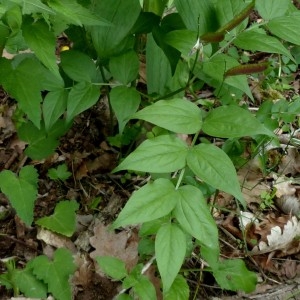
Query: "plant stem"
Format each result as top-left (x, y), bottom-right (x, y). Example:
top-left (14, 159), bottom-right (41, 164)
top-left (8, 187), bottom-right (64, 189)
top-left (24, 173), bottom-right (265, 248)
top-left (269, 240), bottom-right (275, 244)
top-left (99, 64), bottom-right (114, 135)
top-left (175, 168), bottom-right (185, 190)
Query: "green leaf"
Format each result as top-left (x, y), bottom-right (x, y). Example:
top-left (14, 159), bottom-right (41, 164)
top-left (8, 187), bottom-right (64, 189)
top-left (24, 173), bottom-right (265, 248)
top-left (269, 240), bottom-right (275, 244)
top-left (268, 13), bottom-right (300, 46)
top-left (112, 179), bottom-right (177, 228)
top-left (130, 12), bottom-right (161, 34)
top-left (146, 33), bottom-right (172, 96)
top-left (156, 223), bottom-right (186, 292)
top-left (164, 275), bottom-right (189, 300)
top-left (47, 164), bottom-right (71, 181)
top-left (133, 98), bottom-right (202, 134)
top-left (174, 0), bottom-right (217, 34)
top-left (152, 25), bottom-right (181, 75)
top-left (116, 295), bottom-right (133, 300)
top-left (164, 30), bottom-right (197, 56)
top-left (213, 259), bottom-right (257, 293)
top-left (215, 0), bottom-right (249, 35)
top-left (90, 0), bottom-right (141, 58)
top-left (96, 256), bottom-right (127, 280)
top-left (202, 105), bottom-right (274, 138)
top-left (197, 54), bottom-right (253, 100)
top-left (109, 50), bottom-right (139, 85)
top-left (233, 30), bottom-right (294, 61)
top-left (187, 144), bottom-right (244, 204)
top-left (13, 267), bottom-right (47, 298)
top-left (18, 120), bottom-right (69, 160)
top-left (133, 275), bottom-right (157, 300)
top-left (43, 89), bottom-right (68, 131)
top-left (0, 57), bottom-right (44, 128)
top-left (48, 0), bottom-right (111, 26)
top-left (143, 0), bottom-right (168, 16)
top-left (255, 0), bottom-right (290, 20)
top-left (173, 185), bottom-right (218, 249)
top-left (36, 200), bottom-right (79, 237)
top-left (31, 248), bottom-right (76, 300)
top-left (0, 166), bottom-right (38, 226)
top-left (0, 22), bottom-right (10, 51)
top-left (5, 5), bottom-right (22, 35)
top-left (66, 82), bottom-right (100, 123)
top-left (22, 19), bottom-right (60, 78)
top-left (8, 0), bottom-right (55, 14)
top-left (113, 135), bottom-right (188, 173)
top-left (110, 86), bottom-right (141, 133)
top-left (60, 50), bottom-right (98, 82)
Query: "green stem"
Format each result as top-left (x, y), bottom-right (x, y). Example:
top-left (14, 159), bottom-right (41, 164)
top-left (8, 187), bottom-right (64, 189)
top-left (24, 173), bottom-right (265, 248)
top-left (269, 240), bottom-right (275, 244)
top-left (155, 86), bottom-right (187, 101)
top-left (99, 64), bottom-right (114, 135)
top-left (175, 168), bottom-right (185, 190)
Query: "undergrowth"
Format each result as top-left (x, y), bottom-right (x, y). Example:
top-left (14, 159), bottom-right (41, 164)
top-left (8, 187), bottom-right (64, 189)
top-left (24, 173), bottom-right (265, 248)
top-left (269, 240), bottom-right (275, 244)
top-left (1, 0), bottom-right (300, 299)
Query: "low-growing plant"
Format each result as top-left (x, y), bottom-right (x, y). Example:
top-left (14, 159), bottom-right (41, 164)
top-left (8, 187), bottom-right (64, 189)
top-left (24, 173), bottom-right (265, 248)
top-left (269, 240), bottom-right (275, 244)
top-left (1, 0), bottom-right (300, 298)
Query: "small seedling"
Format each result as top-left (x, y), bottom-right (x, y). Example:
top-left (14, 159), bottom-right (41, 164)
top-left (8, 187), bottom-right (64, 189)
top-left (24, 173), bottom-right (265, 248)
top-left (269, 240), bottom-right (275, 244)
top-left (47, 163), bottom-right (72, 181)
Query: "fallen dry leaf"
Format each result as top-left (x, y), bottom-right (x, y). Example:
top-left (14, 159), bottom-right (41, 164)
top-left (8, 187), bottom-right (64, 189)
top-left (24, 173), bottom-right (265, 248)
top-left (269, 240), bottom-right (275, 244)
top-left (73, 253), bottom-right (94, 288)
top-left (89, 220), bottom-right (139, 276)
top-left (37, 228), bottom-right (77, 253)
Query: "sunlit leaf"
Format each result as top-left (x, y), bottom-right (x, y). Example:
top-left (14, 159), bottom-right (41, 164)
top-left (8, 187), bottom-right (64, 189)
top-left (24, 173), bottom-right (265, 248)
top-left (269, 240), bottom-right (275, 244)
top-left (114, 135), bottom-right (188, 173)
top-left (156, 223), bottom-right (186, 292)
top-left (36, 200), bottom-right (79, 237)
top-left (202, 105), bottom-right (275, 137)
top-left (112, 179), bottom-right (177, 228)
top-left (174, 185), bottom-right (219, 249)
top-left (187, 144), bottom-right (244, 204)
top-left (133, 98), bottom-right (202, 134)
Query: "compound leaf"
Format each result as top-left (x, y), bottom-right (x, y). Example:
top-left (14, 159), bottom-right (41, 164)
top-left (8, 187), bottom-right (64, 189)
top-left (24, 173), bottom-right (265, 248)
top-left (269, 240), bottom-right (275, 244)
top-left (187, 144), bottom-right (244, 204)
top-left (133, 98), bottom-right (202, 134)
top-left (0, 166), bottom-right (38, 226)
top-left (156, 223), bottom-right (186, 292)
top-left (36, 200), bottom-right (79, 237)
top-left (114, 135), bottom-right (188, 173)
top-left (31, 248), bottom-right (76, 300)
top-left (112, 179), bottom-right (177, 228)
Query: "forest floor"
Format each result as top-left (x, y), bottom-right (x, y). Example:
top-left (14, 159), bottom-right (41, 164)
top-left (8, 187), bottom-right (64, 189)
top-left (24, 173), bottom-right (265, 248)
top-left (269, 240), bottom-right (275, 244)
top-left (2, 35), bottom-right (300, 300)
